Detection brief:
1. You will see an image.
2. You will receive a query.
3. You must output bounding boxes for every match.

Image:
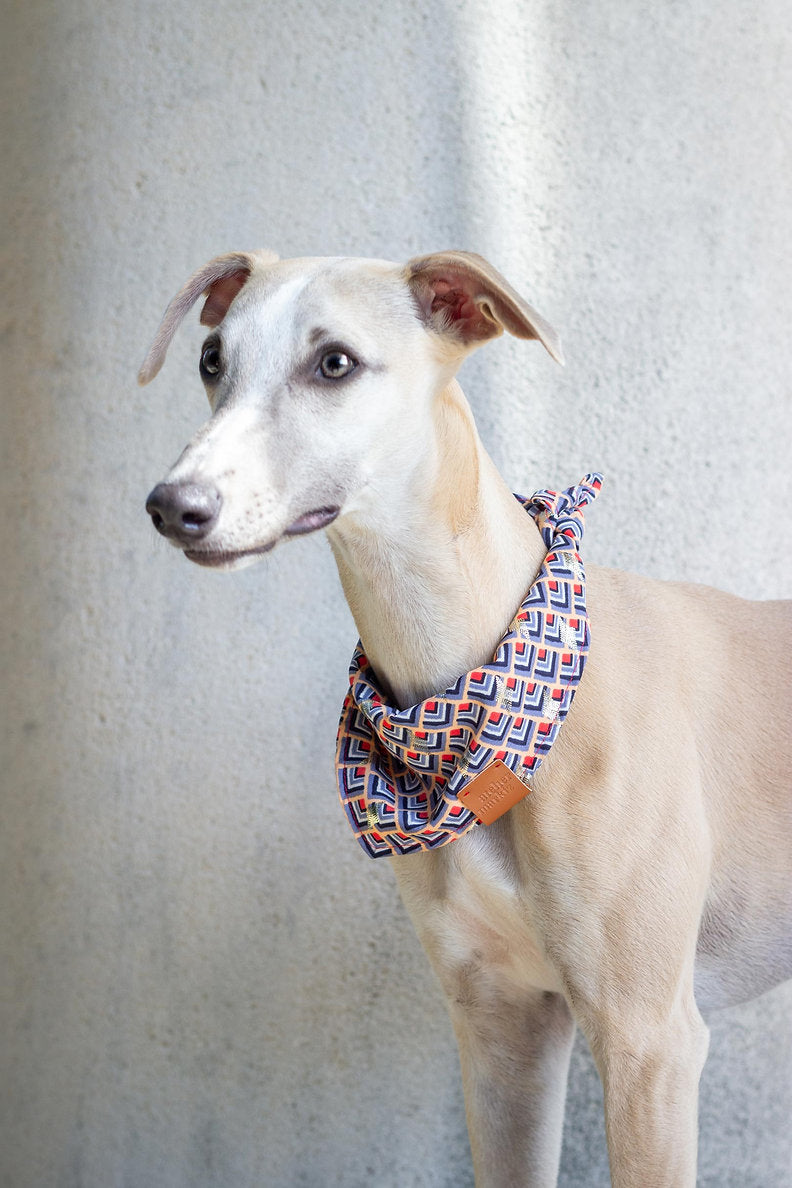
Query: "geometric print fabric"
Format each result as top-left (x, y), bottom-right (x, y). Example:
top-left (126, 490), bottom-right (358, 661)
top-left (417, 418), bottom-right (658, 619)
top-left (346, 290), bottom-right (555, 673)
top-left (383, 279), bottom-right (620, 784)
top-left (335, 473), bottom-right (603, 858)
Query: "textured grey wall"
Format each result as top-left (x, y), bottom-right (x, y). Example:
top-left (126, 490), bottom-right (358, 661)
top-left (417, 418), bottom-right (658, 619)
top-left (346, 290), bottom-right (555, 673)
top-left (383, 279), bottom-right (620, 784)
top-left (1, 1), bottom-right (791, 1185)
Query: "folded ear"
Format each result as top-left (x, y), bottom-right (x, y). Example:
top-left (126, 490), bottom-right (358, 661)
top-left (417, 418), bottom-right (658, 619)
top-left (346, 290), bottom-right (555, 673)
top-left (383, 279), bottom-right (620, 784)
top-left (138, 250), bottom-right (278, 385)
top-left (405, 250), bottom-right (563, 364)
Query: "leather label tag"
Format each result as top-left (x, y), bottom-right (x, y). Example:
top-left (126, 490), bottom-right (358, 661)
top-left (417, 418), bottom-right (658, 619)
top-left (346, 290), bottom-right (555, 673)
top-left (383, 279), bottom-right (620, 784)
top-left (459, 760), bottom-right (532, 826)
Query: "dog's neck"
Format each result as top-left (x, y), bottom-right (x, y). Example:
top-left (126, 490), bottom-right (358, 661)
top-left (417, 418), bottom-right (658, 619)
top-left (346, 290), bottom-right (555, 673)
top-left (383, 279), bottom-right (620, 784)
top-left (327, 380), bottom-right (546, 709)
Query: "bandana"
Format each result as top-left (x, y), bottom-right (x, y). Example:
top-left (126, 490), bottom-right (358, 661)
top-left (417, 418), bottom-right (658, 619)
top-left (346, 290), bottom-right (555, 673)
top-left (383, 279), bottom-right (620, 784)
top-left (335, 474), bottom-right (603, 858)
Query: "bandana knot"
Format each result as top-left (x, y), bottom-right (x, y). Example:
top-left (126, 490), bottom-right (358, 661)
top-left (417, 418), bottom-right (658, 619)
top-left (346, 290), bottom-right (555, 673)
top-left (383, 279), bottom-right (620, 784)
top-left (336, 473), bottom-right (602, 858)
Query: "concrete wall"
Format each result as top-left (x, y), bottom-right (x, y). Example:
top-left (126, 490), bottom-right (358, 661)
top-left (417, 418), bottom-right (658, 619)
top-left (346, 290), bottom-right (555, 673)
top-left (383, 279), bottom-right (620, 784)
top-left (2, 1), bottom-right (790, 1184)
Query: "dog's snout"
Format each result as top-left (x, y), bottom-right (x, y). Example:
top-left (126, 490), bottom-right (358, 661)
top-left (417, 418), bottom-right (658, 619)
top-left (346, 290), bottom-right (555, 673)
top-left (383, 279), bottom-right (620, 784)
top-left (146, 481), bottom-right (222, 543)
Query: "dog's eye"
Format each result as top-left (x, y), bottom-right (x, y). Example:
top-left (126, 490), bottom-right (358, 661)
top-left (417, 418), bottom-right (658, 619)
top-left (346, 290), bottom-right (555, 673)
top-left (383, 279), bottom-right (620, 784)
top-left (319, 350), bottom-right (357, 380)
top-left (200, 344), bottom-right (221, 378)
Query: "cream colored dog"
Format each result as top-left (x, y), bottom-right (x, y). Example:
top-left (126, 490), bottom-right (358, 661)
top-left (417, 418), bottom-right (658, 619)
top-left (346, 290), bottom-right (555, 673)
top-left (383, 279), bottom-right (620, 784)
top-left (141, 250), bottom-right (792, 1187)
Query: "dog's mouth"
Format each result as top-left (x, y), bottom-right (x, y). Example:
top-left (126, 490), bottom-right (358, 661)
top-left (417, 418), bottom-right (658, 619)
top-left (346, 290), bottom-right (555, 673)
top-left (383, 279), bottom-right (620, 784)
top-left (184, 506), bottom-right (340, 569)
top-left (282, 506), bottom-right (341, 537)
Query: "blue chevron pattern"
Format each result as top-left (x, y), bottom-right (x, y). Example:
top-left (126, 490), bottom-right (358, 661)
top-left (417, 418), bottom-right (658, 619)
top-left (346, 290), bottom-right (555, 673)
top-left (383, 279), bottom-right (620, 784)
top-left (335, 474), bottom-right (603, 858)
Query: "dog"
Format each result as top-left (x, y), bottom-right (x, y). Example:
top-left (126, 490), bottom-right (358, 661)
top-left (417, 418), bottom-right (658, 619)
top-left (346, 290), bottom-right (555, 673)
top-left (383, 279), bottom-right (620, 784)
top-left (141, 249), bottom-right (792, 1187)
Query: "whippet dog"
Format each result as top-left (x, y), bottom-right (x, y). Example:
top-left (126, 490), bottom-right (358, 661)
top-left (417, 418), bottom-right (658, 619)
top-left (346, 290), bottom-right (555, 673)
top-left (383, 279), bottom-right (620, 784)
top-left (141, 250), bottom-right (792, 1187)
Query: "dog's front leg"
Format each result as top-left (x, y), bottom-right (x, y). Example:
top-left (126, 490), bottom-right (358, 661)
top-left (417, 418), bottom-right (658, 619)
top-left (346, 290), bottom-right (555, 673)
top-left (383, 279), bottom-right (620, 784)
top-left (394, 853), bottom-right (577, 1186)
top-left (594, 1001), bottom-right (709, 1188)
top-left (572, 973), bottom-right (709, 1188)
top-left (450, 985), bottom-right (576, 1187)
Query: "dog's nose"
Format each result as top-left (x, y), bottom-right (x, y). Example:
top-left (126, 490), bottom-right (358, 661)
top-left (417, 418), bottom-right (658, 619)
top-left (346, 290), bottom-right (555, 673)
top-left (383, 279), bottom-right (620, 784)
top-left (145, 481), bottom-right (222, 542)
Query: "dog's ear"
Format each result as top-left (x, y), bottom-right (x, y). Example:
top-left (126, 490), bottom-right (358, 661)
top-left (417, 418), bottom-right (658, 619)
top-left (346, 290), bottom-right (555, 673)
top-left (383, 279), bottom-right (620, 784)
top-left (138, 250), bottom-right (278, 385)
top-left (405, 250), bottom-right (563, 364)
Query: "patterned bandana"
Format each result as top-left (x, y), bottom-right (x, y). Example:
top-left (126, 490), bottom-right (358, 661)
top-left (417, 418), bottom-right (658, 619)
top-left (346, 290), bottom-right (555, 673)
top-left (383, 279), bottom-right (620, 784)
top-left (335, 473), bottom-right (603, 858)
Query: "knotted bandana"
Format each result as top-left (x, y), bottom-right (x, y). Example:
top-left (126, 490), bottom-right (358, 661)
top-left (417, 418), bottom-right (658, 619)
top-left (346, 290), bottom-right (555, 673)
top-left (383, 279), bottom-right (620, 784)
top-left (335, 473), bottom-right (603, 858)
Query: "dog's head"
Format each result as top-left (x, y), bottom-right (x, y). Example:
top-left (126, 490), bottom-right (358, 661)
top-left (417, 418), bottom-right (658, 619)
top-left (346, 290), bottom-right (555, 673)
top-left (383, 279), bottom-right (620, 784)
top-left (140, 250), bottom-right (562, 570)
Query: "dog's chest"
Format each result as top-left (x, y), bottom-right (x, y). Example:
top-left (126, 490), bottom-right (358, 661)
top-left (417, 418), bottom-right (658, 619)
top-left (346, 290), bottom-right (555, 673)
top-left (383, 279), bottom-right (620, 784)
top-left (399, 829), bottom-right (563, 997)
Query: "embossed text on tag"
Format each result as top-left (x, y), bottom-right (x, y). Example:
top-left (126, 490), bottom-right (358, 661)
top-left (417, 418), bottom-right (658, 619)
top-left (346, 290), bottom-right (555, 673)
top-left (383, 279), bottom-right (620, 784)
top-left (459, 759), bottom-right (532, 826)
